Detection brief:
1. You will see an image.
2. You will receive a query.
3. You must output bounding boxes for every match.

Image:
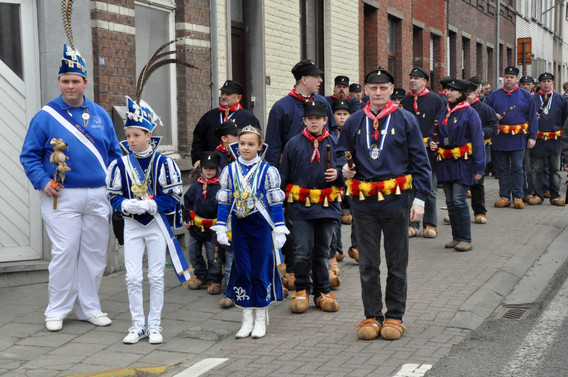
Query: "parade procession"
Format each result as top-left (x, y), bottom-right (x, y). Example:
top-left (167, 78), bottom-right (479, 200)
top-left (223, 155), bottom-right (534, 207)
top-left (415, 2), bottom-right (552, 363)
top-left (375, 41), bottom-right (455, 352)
top-left (5, 0), bottom-right (568, 376)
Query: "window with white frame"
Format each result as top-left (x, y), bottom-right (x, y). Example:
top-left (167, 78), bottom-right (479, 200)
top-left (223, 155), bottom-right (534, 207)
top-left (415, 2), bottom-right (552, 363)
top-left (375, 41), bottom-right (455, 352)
top-left (135, 1), bottom-right (176, 150)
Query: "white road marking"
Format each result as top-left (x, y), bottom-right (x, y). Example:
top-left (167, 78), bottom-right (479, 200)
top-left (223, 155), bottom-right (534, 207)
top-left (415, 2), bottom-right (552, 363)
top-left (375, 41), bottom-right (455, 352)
top-left (501, 275), bottom-right (568, 376)
top-left (172, 358), bottom-right (229, 377)
top-left (392, 363), bottom-right (433, 377)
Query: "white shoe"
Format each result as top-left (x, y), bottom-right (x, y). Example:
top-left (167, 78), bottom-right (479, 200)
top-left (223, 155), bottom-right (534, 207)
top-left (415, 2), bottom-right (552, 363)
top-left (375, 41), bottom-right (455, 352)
top-left (251, 308), bottom-right (267, 339)
top-left (235, 308), bottom-right (254, 338)
top-left (148, 326), bottom-right (163, 344)
top-left (87, 313), bottom-right (112, 326)
top-left (45, 318), bottom-right (63, 332)
top-left (123, 325), bottom-right (147, 344)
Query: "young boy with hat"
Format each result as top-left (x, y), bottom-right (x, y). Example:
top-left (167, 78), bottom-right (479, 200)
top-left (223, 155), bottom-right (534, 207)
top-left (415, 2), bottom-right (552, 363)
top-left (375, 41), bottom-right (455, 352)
top-left (184, 152), bottom-right (224, 293)
top-left (331, 100), bottom-right (354, 266)
top-left (391, 88), bottom-right (406, 106)
top-left (213, 120), bottom-right (239, 307)
top-left (265, 59), bottom-right (337, 293)
top-left (214, 119), bottom-right (239, 168)
top-left (279, 100), bottom-right (344, 313)
top-left (106, 97), bottom-right (184, 344)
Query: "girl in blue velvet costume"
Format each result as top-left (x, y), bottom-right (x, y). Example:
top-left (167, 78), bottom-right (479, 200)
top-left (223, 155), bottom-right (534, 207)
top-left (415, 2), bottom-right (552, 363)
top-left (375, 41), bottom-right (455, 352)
top-left (212, 126), bottom-right (288, 339)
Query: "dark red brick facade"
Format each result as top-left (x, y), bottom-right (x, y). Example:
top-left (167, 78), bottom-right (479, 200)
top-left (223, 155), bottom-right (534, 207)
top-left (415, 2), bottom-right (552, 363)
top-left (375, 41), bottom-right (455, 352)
top-left (175, 0), bottom-right (211, 158)
top-left (90, 0), bottom-right (136, 115)
top-left (90, 0), bottom-right (212, 157)
top-left (447, 0), bottom-right (516, 86)
top-left (359, 0), bottom-right (447, 92)
top-left (412, 0), bottom-right (447, 92)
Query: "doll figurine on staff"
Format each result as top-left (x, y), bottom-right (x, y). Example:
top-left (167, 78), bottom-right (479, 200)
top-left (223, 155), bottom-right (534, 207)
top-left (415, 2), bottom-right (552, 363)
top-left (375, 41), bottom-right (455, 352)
top-left (212, 125), bottom-right (288, 339)
top-left (49, 138), bottom-right (72, 209)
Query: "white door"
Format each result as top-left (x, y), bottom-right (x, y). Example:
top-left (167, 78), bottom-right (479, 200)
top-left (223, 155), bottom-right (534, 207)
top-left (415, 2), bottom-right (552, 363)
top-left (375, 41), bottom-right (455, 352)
top-left (0, 0), bottom-right (42, 262)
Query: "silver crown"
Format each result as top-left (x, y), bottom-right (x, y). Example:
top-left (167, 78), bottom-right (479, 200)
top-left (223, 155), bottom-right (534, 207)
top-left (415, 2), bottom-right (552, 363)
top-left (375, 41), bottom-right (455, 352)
top-left (238, 125), bottom-right (262, 137)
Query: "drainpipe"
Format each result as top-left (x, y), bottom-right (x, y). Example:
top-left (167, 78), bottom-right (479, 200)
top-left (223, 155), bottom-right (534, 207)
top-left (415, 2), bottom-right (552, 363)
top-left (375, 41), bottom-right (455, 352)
top-left (496, 0), bottom-right (500, 87)
top-left (210, 0), bottom-right (219, 108)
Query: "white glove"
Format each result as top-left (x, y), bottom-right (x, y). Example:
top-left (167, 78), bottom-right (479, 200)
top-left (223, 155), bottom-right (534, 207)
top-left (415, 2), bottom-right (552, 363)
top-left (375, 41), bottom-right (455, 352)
top-left (121, 199), bottom-right (142, 215)
top-left (137, 199), bottom-right (157, 215)
top-left (273, 232), bottom-right (287, 250)
top-left (211, 225), bottom-right (230, 246)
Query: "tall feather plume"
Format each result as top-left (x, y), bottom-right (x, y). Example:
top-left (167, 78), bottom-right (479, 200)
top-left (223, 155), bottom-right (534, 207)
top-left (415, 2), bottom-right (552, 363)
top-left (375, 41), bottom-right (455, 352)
top-left (61, 0), bottom-right (75, 49)
top-left (135, 36), bottom-right (199, 103)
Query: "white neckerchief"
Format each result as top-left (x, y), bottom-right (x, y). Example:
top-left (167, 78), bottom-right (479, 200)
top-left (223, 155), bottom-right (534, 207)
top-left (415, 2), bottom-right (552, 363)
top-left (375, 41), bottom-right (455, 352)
top-left (238, 155), bottom-right (260, 166)
top-left (234, 155), bottom-right (262, 201)
top-left (133, 145), bottom-right (153, 159)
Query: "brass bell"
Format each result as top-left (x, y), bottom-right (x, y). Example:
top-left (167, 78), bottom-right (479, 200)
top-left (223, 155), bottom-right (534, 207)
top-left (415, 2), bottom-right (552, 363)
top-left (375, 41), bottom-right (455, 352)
top-left (305, 197), bottom-right (311, 207)
top-left (378, 191), bottom-right (385, 201)
top-left (359, 191), bottom-right (365, 201)
top-left (288, 194), bottom-right (294, 203)
top-left (200, 225), bottom-right (205, 232)
top-left (337, 194), bottom-right (342, 203)
top-left (323, 196), bottom-right (329, 207)
top-left (464, 152), bottom-right (468, 160)
top-left (395, 185), bottom-right (401, 195)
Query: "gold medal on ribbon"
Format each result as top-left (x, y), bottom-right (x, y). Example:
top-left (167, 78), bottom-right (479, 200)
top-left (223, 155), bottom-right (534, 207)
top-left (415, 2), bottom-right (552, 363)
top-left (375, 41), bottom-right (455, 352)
top-left (131, 183), bottom-right (148, 198)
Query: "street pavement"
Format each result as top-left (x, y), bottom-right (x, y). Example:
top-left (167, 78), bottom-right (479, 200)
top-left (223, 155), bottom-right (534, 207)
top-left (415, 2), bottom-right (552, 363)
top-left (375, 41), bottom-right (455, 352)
top-left (1, 177), bottom-right (567, 377)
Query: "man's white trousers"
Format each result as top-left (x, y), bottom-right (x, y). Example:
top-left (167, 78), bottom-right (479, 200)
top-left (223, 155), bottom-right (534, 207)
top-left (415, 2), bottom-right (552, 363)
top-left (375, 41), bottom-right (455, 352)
top-left (40, 187), bottom-right (110, 319)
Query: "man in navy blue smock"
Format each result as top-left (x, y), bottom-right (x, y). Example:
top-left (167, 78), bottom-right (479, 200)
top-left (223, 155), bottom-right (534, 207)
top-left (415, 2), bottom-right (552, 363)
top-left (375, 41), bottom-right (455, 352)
top-left (264, 59), bottom-right (337, 167)
top-left (191, 80), bottom-right (260, 171)
top-left (264, 59), bottom-right (337, 291)
top-left (400, 67), bottom-right (445, 239)
top-left (325, 75), bottom-right (362, 114)
top-left (336, 68), bottom-right (431, 341)
top-left (465, 78), bottom-right (498, 223)
top-left (486, 66), bottom-right (538, 209)
top-left (528, 72), bottom-right (568, 206)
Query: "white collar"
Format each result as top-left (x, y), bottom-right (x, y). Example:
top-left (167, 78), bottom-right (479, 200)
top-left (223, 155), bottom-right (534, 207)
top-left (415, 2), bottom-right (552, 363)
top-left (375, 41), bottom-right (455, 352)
top-left (238, 155), bottom-right (260, 166)
top-left (133, 145), bottom-right (153, 158)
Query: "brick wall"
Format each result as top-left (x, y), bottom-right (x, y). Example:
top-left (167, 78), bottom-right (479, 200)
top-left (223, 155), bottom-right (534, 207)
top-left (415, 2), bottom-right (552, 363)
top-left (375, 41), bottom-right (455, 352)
top-left (90, 0), bottom-right (211, 157)
top-left (175, 0), bottom-right (212, 157)
top-left (90, 0), bottom-right (136, 114)
top-left (357, 1), bottom-right (414, 90)
top-left (447, 0), bottom-right (516, 87)
top-left (412, 0), bottom-right (447, 92)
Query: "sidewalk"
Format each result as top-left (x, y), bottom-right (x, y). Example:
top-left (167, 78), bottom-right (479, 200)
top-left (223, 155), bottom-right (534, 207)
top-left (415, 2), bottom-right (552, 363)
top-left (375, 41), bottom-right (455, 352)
top-left (1, 177), bottom-right (567, 377)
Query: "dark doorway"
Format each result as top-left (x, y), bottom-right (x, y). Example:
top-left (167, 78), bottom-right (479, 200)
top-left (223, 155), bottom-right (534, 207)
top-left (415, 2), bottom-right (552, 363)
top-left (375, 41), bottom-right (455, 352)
top-left (231, 0), bottom-right (249, 109)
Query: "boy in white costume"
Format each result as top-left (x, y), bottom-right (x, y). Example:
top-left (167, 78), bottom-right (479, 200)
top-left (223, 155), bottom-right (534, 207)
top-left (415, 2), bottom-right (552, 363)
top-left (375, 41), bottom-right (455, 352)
top-left (106, 97), bottom-right (183, 344)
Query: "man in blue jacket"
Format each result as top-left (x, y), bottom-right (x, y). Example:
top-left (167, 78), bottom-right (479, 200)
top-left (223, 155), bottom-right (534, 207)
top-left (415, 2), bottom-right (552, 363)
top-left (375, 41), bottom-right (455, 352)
top-left (486, 66), bottom-right (538, 209)
top-left (20, 45), bottom-right (122, 332)
top-left (528, 72), bottom-right (568, 206)
top-left (336, 68), bottom-right (431, 341)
